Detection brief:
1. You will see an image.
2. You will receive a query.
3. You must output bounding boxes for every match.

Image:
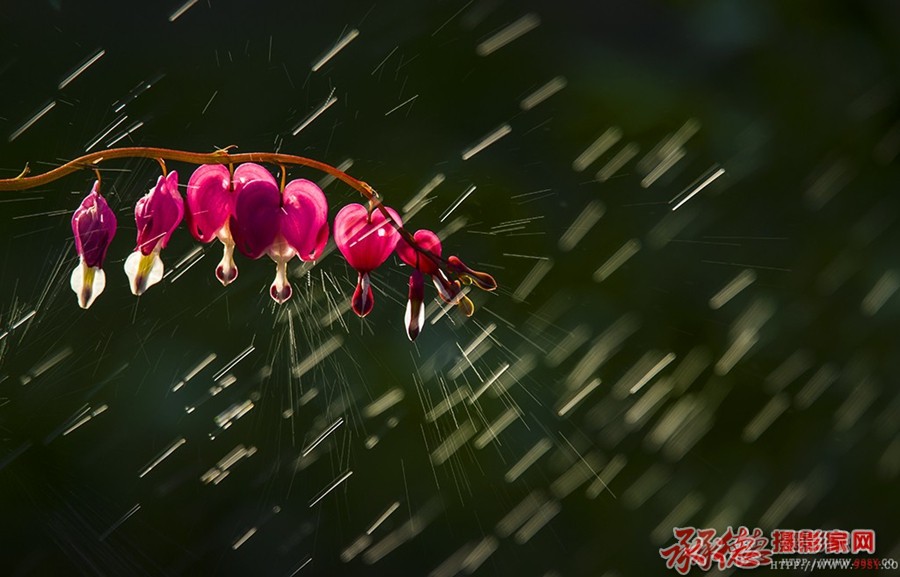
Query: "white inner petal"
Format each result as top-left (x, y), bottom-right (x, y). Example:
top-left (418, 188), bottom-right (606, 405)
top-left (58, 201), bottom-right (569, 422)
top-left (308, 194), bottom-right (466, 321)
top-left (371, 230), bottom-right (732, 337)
top-left (70, 259), bottom-right (106, 309)
top-left (404, 297), bottom-right (425, 341)
top-left (125, 250), bottom-right (164, 295)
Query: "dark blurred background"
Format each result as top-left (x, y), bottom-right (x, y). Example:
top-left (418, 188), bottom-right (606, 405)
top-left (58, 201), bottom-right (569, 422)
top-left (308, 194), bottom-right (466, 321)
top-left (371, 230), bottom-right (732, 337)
top-left (1, 0), bottom-right (899, 575)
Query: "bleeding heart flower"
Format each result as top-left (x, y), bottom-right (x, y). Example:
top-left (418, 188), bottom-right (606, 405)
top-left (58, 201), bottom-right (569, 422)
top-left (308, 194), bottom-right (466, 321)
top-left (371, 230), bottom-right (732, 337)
top-left (70, 181), bottom-right (117, 309)
top-left (124, 171), bottom-right (184, 295)
top-left (395, 229), bottom-right (443, 340)
top-left (334, 203), bottom-right (402, 317)
top-left (185, 164), bottom-right (243, 285)
top-left (396, 228), bottom-right (498, 338)
top-left (229, 163), bottom-right (329, 303)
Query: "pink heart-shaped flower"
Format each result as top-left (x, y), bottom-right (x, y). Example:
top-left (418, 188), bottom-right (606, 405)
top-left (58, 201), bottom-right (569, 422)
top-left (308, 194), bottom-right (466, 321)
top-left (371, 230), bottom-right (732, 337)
top-left (334, 203), bottom-right (402, 272)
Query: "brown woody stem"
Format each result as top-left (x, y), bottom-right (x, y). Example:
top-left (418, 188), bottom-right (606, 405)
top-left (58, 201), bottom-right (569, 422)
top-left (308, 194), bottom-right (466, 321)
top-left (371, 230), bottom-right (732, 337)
top-left (0, 146), bottom-right (411, 234)
top-left (0, 147), bottom-right (368, 194)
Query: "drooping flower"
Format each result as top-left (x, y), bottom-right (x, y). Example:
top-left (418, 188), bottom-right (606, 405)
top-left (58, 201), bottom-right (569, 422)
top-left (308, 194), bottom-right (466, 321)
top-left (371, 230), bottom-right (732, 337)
top-left (395, 229), bottom-right (443, 340)
top-left (185, 164), bottom-right (238, 285)
top-left (395, 228), bottom-right (465, 302)
top-left (70, 181), bottom-right (117, 309)
top-left (228, 163), bottom-right (329, 303)
top-left (124, 171), bottom-right (184, 295)
top-left (396, 228), bottom-right (499, 339)
top-left (334, 203), bottom-right (402, 317)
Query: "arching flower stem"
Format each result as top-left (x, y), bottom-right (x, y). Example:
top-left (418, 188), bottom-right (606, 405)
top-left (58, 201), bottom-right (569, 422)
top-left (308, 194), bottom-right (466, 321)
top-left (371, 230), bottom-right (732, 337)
top-left (0, 146), bottom-right (497, 304)
top-left (3, 148), bottom-right (401, 248)
top-left (0, 147), bottom-right (375, 197)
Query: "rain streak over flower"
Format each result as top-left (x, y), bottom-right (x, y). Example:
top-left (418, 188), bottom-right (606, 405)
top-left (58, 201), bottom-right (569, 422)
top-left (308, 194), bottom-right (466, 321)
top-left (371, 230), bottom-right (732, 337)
top-left (124, 171), bottom-right (184, 295)
top-left (70, 181), bottom-right (117, 309)
top-left (228, 163), bottom-right (329, 303)
top-left (334, 203), bottom-right (402, 318)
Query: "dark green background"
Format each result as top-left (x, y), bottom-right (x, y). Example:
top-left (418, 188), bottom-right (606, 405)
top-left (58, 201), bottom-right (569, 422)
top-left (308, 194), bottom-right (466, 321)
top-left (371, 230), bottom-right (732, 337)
top-left (1, 1), bottom-right (898, 575)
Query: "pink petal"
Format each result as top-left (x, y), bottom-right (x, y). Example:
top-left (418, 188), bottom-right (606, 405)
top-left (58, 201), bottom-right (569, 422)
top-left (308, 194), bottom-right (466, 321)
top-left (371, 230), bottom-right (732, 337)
top-left (135, 171), bottom-right (184, 255)
top-left (309, 222), bottom-right (329, 262)
top-left (230, 178), bottom-right (281, 259)
top-left (281, 178), bottom-right (329, 261)
top-left (185, 164), bottom-right (232, 243)
top-left (396, 229), bottom-right (442, 275)
top-left (233, 163), bottom-right (276, 189)
top-left (72, 181), bottom-right (117, 268)
top-left (162, 172), bottom-right (184, 245)
top-left (334, 203), bottom-right (402, 272)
